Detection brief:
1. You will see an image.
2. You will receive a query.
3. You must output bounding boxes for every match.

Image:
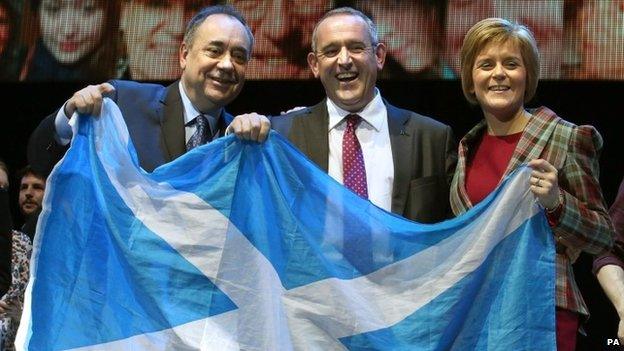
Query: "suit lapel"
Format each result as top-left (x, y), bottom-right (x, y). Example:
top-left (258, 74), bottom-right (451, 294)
top-left (293, 101), bottom-right (329, 172)
top-left (386, 102), bottom-right (412, 215)
top-left (160, 81), bottom-right (186, 162)
top-left (502, 108), bottom-right (558, 178)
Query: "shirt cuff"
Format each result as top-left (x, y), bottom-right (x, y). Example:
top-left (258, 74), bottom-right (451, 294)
top-left (54, 103), bottom-right (73, 145)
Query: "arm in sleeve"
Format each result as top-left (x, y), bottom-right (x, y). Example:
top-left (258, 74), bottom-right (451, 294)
top-left (594, 178), bottom-right (624, 272)
top-left (553, 125), bottom-right (615, 255)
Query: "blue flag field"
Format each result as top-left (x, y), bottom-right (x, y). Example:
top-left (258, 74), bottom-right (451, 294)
top-left (16, 99), bottom-right (555, 350)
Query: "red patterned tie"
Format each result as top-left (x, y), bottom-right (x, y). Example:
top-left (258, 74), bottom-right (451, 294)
top-left (342, 114), bottom-right (368, 199)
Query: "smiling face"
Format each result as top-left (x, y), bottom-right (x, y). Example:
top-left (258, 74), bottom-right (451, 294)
top-left (471, 39), bottom-right (526, 120)
top-left (39, 0), bottom-right (106, 64)
top-left (308, 14), bottom-right (386, 112)
top-left (179, 13), bottom-right (251, 113)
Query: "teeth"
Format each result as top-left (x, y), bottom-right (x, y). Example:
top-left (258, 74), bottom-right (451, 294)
top-left (336, 72), bottom-right (357, 80)
top-left (489, 86), bottom-right (509, 91)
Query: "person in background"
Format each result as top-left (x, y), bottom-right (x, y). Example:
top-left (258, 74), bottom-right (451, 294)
top-left (17, 166), bottom-right (46, 239)
top-left (120, 0), bottom-right (208, 81)
top-left (594, 177), bottom-right (624, 343)
top-left (450, 18), bottom-right (614, 351)
top-left (0, 162), bottom-right (33, 351)
top-left (19, 0), bottom-right (123, 81)
top-left (228, 0), bottom-right (330, 79)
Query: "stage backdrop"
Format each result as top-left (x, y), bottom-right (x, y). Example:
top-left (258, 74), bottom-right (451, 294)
top-left (1, 0), bottom-right (623, 81)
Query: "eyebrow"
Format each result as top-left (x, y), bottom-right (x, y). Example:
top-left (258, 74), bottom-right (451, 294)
top-left (205, 41), bottom-right (249, 54)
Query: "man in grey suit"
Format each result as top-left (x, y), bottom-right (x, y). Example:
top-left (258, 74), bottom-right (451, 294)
top-left (273, 7), bottom-right (457, 223)
top-left (28, 5), bottom-right (270, 175)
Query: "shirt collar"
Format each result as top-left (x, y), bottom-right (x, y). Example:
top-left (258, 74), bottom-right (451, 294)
top-left (327, 88), bottom-right (384, 131)
top-left (178, 82), bottom-right (222, 126)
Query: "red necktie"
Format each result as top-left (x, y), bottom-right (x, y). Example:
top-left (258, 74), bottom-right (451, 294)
top-left (342, 114), bottom-right (368, 199)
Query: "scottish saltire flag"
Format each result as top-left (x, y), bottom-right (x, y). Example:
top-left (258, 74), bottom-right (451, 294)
top-left (17, 99), bottom-right (555, 350)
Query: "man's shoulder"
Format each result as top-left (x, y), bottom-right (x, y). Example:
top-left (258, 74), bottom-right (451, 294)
top-left (272, 100), bottom-right (326, 134)
top-left (281, 100), bottom-right (326, 119)
top-left (386, 102), bottom-right (451, 132)
top-left (109, 79), bottom-right (170, 102)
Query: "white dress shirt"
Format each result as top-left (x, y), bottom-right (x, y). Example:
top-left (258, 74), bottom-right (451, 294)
top-left (54, 82), bottom-right (217, 145)
top-left (327, 89), bottom-right (394, 212)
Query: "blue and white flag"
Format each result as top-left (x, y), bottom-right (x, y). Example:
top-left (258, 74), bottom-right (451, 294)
top-left (17, 100), bottom-right (555, 350)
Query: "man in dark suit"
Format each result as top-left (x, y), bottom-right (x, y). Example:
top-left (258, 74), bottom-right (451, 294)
top-left (273, 7), bottom-right (457, 223)
top-left (28, 5), bottom-right (270, 175)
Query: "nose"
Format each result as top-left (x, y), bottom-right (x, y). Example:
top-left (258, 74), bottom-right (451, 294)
top-left (337, 47), bottom-right (353, 68)
top-left (60, 12), bottom-right (80, 38)
top-left (264, 0), bottom-right (290, 41)
top-left (216, 53), bottom-right (235, 71)
top-left (492, 63), bottom-right (506, 79)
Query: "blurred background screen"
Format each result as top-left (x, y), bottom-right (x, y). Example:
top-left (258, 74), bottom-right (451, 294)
top-left (1, 0), bottom-right (622, 81)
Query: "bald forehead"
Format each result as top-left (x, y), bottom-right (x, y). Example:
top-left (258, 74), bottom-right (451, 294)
top-left (316, 14), bottom-right (371, 42)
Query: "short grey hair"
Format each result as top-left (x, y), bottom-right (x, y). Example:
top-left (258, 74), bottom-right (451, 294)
top-left (311, 7), bottom-right (378, 53)
top-left (183, 5), bottom-right (254, 56)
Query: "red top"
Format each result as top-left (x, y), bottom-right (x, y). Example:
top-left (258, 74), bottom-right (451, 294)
top-left (465, 132), bottom-right (523, 205)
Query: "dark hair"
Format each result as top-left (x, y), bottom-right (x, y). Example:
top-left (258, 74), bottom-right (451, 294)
top-left (17, 165), bottom-right (46, 183)
top-left (183, 5), bottom-right (254, 56)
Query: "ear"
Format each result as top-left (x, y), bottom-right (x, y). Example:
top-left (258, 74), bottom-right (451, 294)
top-left (307, 52), bottom-right (320, 78)
top-left (179, 42), bottom-right (188, 71)
top-left (374, 42), bottom-right (387, 70)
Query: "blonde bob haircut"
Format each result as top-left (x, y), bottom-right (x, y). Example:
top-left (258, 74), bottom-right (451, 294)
top-left (460, 18), bottom-right (540, 105)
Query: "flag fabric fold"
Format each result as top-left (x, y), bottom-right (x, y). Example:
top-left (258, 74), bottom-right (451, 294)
top-left (17, 99), bottom-right (555, 350)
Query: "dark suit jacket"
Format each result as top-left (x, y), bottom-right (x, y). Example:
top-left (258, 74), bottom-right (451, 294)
top-left (272, 99), bottom-right (457, 223)
top-left (28, 80), bottom-right (233, 174)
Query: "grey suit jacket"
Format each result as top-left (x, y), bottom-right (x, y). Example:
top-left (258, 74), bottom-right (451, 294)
top-left (272, 99), bottom-right (458, 223)
top-left (28, 80), bottom-right (233, 174)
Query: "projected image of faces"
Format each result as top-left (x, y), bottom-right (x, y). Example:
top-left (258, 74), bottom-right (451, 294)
top-left (575, 0), bottom-right (624, 79)
top-left (121, 0), bottom-right (206, 81)
top-left (39, 0), bottom-right (106, 64)
top-left (5, 0), bottom-right (624, 81)
top-left (228, 0), bottom-right (330, 79)
top-left (356, 0), bottom-right (439, 79)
